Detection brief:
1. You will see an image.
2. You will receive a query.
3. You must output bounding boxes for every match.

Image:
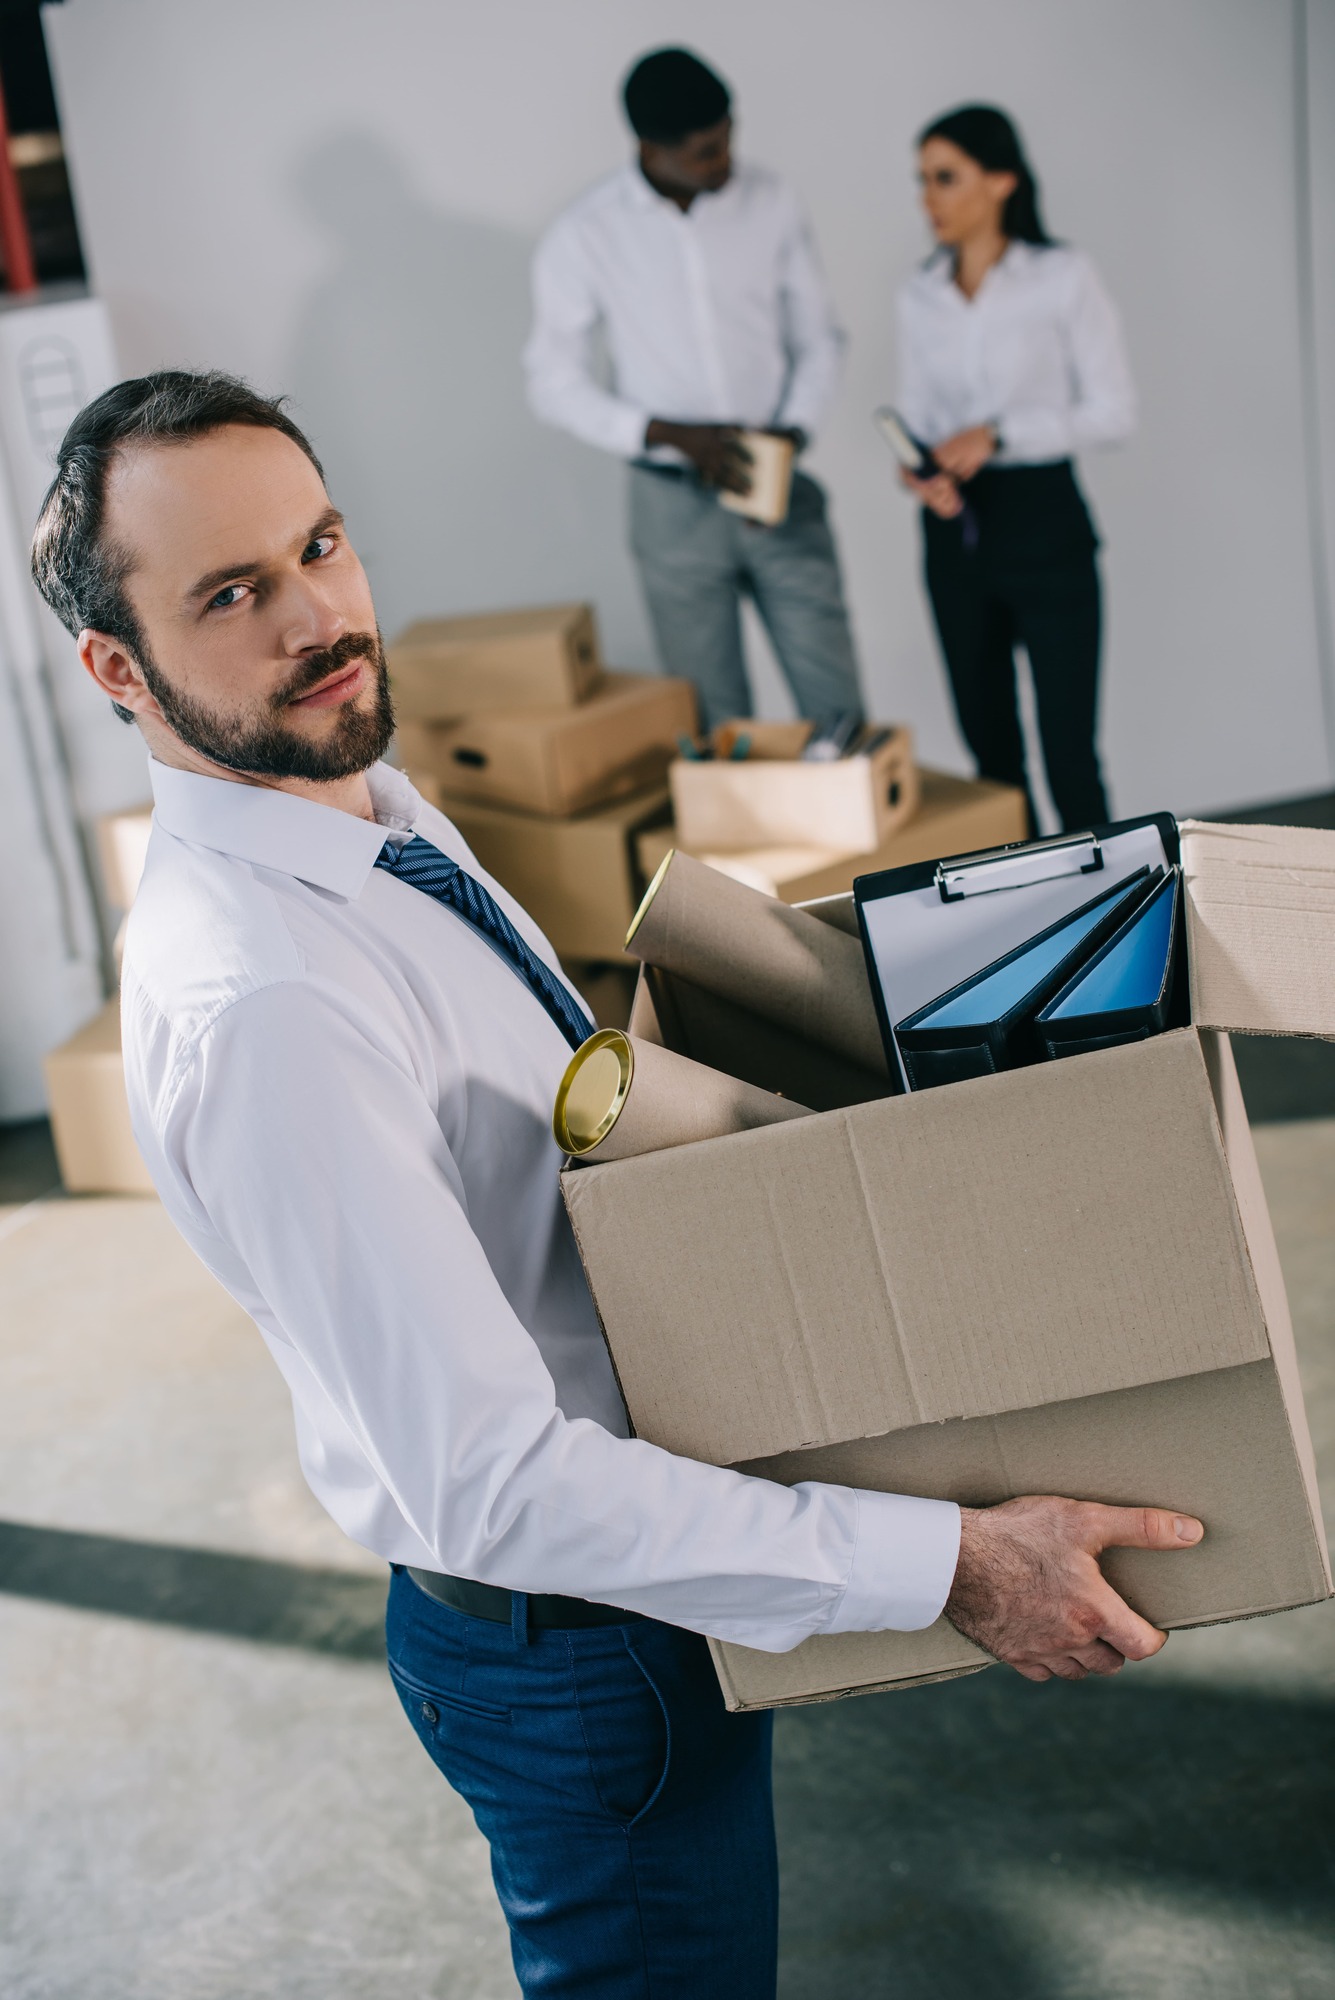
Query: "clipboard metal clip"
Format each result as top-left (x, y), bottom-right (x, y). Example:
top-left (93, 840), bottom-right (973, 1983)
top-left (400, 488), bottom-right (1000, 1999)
top-left (935, 832), bottom-right (1104, 903)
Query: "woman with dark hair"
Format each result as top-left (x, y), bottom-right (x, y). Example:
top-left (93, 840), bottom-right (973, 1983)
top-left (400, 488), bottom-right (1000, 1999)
top-left (896, 104), bottom-right (1135, 832)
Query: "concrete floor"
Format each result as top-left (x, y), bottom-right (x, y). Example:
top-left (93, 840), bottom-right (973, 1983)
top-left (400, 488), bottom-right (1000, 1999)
top-left (1, 1110), bottom-right (1332, 1999)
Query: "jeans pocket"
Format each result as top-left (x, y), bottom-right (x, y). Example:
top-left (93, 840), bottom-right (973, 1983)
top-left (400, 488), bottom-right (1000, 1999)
top-left (388, 1659), bottom-right (512, 1728)
top-left (572, 1636), bottom-right (672, 1829)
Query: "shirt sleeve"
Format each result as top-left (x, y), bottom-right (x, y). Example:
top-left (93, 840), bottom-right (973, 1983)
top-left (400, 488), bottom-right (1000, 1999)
top-left (523, 217), bottom-right (650, 459)
top-left (773, 197), bottom-right (847, 440)
top-left (999, 252), bottom-right (1137, 462)
top-left (174, 976), bottom-right (960, 1653)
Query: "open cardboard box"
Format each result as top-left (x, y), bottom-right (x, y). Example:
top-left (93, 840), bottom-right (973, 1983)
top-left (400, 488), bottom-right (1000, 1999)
top-left (670, 720), bottom-right (919, 854)
top-left (639, 767), bottom-right (1026, 906)
top-left (561, 820), bottom-right (1335, 1709)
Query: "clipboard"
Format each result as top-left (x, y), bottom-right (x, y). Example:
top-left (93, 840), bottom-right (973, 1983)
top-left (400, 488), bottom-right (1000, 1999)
top-left (853, 814), bottom-right (1181, 1089)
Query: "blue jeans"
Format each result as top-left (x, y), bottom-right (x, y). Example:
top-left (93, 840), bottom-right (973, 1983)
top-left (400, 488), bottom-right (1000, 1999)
top-left (629, 463), bottom-right (864, 732)
top-left (386, 1569), bottom-right (778, 1997)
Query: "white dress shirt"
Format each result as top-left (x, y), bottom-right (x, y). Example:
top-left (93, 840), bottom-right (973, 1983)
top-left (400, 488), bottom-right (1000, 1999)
top-left (524, 161), bottom-right (846, 460)
top-left (897, 242), bottom-right (1135, 465)
top-left (121, 759), bottom-right (959, 1652)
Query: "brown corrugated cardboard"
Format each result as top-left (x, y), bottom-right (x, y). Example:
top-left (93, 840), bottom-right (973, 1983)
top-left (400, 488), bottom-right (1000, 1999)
top-left (639, 767), bottom-right (1027, 905)
top-left (397, 672), bottom-right (696, 817)
top-left (671, 721), bottom-right (918, 853)
top-left (561, 823), bottom-right (1335, 1709)
top-left (427, 784), bottom-right (671, 961)
top-left (389, 603), bottom-right (603, 720)
top-left (95, 804), bottom-right (153, 913)
top-left (1181, 819), bottom-right (1335, 1037)
top-left (43, 999), bottom-right (154, 1196)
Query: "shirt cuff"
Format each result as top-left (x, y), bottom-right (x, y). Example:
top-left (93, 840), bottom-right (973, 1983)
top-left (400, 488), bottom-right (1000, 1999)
top-left (824, 1489), bottom-right (962, 1634)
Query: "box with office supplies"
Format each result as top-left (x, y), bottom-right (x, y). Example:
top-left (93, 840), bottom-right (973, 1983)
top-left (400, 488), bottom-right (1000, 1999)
top-left (557, 822), bottom-right (1335, 1711)
top-left (670, 719), bottom-right (919, 854)
top-left (397, 672), bottom-right (696, 818)
top-left (389, 603), bottom-right (604, 721)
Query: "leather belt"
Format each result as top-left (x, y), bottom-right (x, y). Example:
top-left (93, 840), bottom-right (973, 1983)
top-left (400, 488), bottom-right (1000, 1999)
top-left (406, 1568), bottom-right (644, 1629)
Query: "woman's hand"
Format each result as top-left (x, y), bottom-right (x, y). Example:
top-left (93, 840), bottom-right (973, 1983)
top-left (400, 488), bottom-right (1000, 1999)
top-left (900, 467), bottom-right (965, 519)
top-left (932, 424), bottom-right (999, 482)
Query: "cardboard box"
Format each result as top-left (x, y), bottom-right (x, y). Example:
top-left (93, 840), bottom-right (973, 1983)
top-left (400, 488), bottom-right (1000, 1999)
top-left (389, 603), bottom-right (604, 720)
top-left (397, 672), bottom-right (697, 818)
top-left (561, 819), bottom-right (1335, 1709)
top-left (95, 804), bottom-right (153, 913)
top-left (427, 784), bottom-right (672, 962)
top-left (671, 721), bottom-right (918, 854)
top-left (43, 998), bottom-right (153, 1195)
top-left (640, 767), bottom-right (1027, 906)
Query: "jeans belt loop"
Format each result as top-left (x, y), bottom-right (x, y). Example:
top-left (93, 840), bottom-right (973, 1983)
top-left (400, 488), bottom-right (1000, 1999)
top-left (511, 1588), bottom-right (531, 1648)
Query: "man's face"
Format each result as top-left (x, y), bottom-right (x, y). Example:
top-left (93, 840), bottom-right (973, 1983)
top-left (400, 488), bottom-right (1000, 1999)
top-left (640, 116), bottom-right (733, 198)
top-left (99, 424), bottom-right (393, 781)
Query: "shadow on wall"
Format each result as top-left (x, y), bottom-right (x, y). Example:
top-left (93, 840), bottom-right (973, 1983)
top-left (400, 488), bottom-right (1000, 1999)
top-left (283, 131), bottom-right (650, 658)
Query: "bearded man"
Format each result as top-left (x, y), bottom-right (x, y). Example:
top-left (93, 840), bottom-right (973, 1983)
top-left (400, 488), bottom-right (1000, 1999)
top-left (31, 369), bottom-right (1202, 1999)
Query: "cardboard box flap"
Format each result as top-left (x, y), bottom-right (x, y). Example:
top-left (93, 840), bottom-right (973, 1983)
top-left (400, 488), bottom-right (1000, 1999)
top-left (563, 1030), bottom-right (1270, 1466)
top-left (1181, 820), bottom-right (1335, 1039)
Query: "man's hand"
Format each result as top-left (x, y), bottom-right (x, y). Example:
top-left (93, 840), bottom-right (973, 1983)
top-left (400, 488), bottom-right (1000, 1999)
top-left (645, 419), bottom-right (753, 493)
top-left (900, 466), bottom-right (964, 519)
top-left (932, 424), bottom-right (1000, 482)
top-left (945, 1496), bottom-right (1205, 1682)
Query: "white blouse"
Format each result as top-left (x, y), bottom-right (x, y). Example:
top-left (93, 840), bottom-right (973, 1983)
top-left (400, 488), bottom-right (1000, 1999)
top-left (896, 241), bottom-right (1136, 464)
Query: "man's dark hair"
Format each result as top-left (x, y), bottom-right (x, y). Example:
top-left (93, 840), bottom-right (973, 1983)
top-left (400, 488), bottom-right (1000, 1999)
top-left (622, 47), bottom-right (730, 145)
top-left (31, 369), bottom-right (324, 721)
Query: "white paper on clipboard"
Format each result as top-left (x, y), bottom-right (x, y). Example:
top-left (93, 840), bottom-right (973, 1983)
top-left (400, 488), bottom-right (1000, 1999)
top-left (858, 823), bottom-right (1173, 1087)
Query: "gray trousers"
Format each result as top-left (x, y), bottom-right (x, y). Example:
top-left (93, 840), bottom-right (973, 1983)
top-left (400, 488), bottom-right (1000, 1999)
top-left (628, 464), bottom-right (864, 733)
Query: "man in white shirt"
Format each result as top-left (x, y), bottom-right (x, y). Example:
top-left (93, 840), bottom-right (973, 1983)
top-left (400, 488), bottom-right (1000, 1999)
top-left (33, 369), bottom-right (1202, 2000)
top-left (525, 46), bottom-right (865, 732)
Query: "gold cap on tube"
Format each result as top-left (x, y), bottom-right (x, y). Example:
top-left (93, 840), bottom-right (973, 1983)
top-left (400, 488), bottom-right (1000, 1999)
top-left (552, 1029), bottom-right (636, 1156)
top-left (625, 848), bottom-right (675, 948)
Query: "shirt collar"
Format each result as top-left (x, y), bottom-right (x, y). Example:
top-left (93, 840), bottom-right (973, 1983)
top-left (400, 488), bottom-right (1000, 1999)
top-left (922, 238), bottom-right (1034, 296)
top-left (621, 158), bottom-right (733, 218)
top-left (148, 758), bottom-right (424, 899)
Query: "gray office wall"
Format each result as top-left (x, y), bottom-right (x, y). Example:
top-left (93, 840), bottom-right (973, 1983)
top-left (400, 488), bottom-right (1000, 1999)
top-left (44, 0), bottom-right (1335, 817)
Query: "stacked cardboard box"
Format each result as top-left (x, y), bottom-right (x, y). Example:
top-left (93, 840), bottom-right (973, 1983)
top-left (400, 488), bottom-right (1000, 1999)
top-left (43, 801), bottom-right (157, 1195)
top-left (392, 605), bottom-right (694, 999)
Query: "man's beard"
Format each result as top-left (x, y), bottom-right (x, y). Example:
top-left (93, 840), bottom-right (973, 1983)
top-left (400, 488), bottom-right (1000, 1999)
top-left (139, 630), bottom-right (396, 782)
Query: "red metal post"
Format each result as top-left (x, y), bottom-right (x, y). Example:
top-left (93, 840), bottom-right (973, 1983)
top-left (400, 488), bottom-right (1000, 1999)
top-left (0, 60), bottom-right (38, 294)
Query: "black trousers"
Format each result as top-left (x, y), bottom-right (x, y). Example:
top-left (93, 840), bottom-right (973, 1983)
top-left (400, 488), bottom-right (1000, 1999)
top-left (923, 461), bottom-right (1110, 834)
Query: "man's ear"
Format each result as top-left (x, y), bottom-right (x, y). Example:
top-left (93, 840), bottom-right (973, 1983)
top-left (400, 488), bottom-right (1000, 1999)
top-left (77, 629), bottom-right (161, 721)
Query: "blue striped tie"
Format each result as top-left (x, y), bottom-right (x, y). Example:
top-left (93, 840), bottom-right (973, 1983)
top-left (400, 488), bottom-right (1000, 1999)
top-left (374, 835), bottom-right (595, 1052)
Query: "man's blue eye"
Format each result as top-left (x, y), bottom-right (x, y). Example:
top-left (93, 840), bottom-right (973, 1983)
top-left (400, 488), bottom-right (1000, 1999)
top-left (303, 536), bottom-right (335, 563)
top-left (210, 584), bottom-right (245, 609)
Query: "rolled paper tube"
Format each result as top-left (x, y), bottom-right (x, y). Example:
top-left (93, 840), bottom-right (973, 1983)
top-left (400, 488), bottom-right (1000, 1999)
top-left (553, 1029), bottom-right (812, 1164)
top-left (625, 849), bottom-right (888, 1076)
